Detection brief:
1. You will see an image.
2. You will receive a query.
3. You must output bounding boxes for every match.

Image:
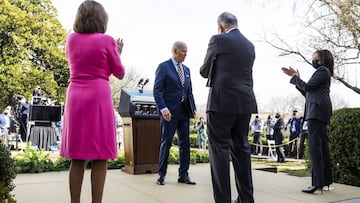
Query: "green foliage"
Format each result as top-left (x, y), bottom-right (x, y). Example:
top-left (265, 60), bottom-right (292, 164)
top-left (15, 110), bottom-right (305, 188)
top-left (14, 143), bottom-right (54, 173)
top-left (173, 133), bottom-right (199, 148)
top-left (329, 108), bottom-right (360, 186)
top-left (167, 147), bottom-right (209, 164)
top-left (0, 144), bottom-right (16, 201)
top-left (0, 0), bottom-right (69, 109)
top-left (15, 150), bottom-right (126, 173)
top-left (53, 157), bottom-right (70, 171)
top-left (168, 147), bottom-right (180, 164)
top-left (191, 148), bottom-right (209, 163)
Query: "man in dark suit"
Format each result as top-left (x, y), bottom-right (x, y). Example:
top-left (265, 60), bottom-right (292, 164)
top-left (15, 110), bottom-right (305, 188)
top-left (200, 12), bottom-right (257, 203)
top-left (153, 41), bottom-right (196, 186)
top-left (286, 110), bottom-right (301, 157)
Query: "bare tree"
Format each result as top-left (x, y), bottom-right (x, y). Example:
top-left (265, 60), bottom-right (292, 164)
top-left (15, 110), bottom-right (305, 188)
top-left (110, 68), bottom-right (141, 108)
top-left (262, 0), bottom-right (360, 94)
top-left (265, 95), bottom-right (305, 115)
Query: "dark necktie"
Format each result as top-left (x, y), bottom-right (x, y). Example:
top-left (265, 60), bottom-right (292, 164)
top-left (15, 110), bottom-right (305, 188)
top-left (177, 63), bottom-right (184, 86)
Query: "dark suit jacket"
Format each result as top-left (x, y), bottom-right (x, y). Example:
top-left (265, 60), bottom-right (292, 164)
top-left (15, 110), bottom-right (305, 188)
top-left (290, 66), bottom-right (332, 123)
top-left (153, 59), bottom-right (196, 116)
top-left (200, 29), bottom-right (257, 114)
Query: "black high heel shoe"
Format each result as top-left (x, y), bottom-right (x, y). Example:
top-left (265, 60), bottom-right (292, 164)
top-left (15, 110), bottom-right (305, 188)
top-left (302, 186), bottom-right (323, 194)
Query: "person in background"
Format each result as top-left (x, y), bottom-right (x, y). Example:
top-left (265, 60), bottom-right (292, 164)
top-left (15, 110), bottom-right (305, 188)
top-left (195, 116), bottom-right (207, 151)
top-left (282, 49), bottom-right (333, 194)
top-left (153, 41), bottom-right (196, 186)
top-left (60, 1), bottom-right (125, 202)
top-left (251, 115), bottom-right (263, 155)
top-left (298, 116), bottom-right (308, 159)
top-left (32, 85), bottom-right (43, 105)
top-left (263, 115), bottom-right (274, 141)
top-left (273, 112), bottom-right (286, 163)
top-left (286, 110), bottom-right (301, 158)
top-left (200, 11), bottom-right (257, 203)
top-left (0, 107), bottom-right (11, 144)
top-left (17, 97), bottom-right (29, 142)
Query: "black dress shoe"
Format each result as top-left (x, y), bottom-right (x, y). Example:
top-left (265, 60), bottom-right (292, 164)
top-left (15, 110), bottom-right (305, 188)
top-left (178, 177), bottom-right (196, 185)
top-left (302, 186), bottom-right (323, 194)
top-left (156, 177), bottom-right (165, 185)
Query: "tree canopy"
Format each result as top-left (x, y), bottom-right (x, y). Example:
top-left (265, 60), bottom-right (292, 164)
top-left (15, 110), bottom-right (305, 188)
top-left (263, 0), bottom-right (360, 94)
top-left (0, 0), bottom-right (68, 110)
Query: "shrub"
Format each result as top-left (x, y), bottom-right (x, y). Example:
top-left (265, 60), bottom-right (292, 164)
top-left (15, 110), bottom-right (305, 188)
top-left (107, 154), bottom-right (125, 169)
top-left (53, 157), bottom-right (71, 171)
top-left (0, 144), bottom-right (16, 202)
top-left (172, 133), bottom-right (198, 148)
top-left (14, 143), bottom-right (54, 173)
top-left (329, 108), bottom-right (360, 186)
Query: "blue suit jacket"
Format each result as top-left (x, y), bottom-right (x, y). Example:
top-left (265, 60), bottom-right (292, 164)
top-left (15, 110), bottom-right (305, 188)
top-left (153, 59), bottom-right (196, 117)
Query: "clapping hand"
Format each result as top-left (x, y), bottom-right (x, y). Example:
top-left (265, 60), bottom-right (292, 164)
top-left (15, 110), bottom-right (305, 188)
top-left (116, 38), bottom-right (124, 55)
top-left (281, 66), bottom-right (300, 77)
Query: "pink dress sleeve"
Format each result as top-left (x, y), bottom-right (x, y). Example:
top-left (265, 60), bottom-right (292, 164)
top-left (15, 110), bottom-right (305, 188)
top-left (107, 37), bottom-right (125, 78)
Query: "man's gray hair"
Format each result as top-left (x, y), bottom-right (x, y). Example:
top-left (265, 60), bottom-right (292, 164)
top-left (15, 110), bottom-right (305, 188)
top-left (217, 12), bottom-right (238, 28)
top-left (172, 41), bottom-right (186, 52)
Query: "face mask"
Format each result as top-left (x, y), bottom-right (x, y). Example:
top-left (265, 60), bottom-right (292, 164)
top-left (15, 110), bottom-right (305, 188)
top-left (312, 60), bottom-right (321, 69)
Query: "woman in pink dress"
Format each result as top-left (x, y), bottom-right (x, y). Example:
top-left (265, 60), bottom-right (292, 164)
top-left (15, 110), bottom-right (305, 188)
top-left (60, 1), bottom-right (125, 202)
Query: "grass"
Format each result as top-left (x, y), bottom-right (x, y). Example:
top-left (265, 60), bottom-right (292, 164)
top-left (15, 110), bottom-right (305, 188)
top-left (251, 157), bottom-right (311, 177)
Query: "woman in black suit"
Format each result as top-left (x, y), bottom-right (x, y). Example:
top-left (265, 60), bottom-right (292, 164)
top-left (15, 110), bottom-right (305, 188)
top-left (282, 49), bottom-right (333, 194)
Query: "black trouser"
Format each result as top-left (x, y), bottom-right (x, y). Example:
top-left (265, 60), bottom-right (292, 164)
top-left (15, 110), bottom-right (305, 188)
top-left (298, 130), bottom-right (308, 159)
top-left (207, 112), bottom-right (254, 203)
top-left (289, 132), bottom-right (299, 157)
top-left (307, 119), bottom-right (332, 187)
top-left (274, 132), bottom-right (285, 162)
top-left (19, 114), bottom-right (28, 141)
top-left (253, 132), bottom-right (262, 154)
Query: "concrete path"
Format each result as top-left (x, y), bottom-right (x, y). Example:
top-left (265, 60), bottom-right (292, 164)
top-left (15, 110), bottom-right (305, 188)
top-left (13, 163), bottom-right (360, 203)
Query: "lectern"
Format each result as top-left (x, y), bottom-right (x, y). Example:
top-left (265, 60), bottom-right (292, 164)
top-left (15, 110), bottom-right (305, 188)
top-left (118, 89), bottom-right (161, 174)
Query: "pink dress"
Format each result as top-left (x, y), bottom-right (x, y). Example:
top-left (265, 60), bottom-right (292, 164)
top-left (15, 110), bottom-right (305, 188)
top-left (60, 33), bottom-right (125, 160)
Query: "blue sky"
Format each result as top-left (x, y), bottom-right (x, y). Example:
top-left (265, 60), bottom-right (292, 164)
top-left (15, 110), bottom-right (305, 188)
top-left (52, 0), bottom-right (360, 110)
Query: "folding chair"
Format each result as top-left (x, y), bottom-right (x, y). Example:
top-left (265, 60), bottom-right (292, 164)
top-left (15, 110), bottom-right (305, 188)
top-left (267, 140), bottom-right (277, 161)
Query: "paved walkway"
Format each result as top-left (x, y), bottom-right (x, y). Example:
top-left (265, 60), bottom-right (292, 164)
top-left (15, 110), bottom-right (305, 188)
top-left (13, 162), bottom-right (360, 203)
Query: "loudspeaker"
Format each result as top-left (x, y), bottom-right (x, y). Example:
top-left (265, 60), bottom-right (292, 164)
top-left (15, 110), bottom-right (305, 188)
top-left (29, 105), bottom-right (62, 122)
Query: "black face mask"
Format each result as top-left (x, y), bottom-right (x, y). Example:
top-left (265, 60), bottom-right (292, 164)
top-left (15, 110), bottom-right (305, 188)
top-left (312, 60), bottom-right (321, 69)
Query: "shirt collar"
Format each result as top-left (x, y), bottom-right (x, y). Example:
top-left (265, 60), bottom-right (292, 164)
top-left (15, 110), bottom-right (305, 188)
top-left (226, 27), bottom-right (237, 33)
top-left (171, 58), bottom-right (181, 69)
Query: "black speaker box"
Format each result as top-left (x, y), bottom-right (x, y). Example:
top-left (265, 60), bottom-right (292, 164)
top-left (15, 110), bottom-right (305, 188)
top-left (29, 105), bottom-right (62, 122)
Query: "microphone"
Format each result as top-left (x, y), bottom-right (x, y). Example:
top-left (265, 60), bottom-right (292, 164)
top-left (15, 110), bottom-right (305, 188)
top-left (137, 78), bottom-right (144, 86)
top-left (143, 78), bottom-right (149, 86)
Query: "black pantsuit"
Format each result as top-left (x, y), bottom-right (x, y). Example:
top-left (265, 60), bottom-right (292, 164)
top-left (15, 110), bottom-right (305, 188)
top-left (307, 119), bottom-right (332, 187)
top-left (290, 65), bottom-right (333, 188)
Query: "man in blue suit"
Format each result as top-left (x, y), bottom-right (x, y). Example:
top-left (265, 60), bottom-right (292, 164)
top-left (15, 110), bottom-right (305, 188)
top-left (200, 12), bottom-right (257, 203)
top-left (153, 41), bottom-right (196, 185)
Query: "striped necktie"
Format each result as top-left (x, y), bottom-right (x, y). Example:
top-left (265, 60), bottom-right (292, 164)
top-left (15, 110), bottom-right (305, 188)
top-left (177, 63), bottom-right (184, 86)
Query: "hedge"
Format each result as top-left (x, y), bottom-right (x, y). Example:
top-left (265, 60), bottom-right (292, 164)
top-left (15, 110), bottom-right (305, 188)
top-left (329, 108), bottom-right (360, 186)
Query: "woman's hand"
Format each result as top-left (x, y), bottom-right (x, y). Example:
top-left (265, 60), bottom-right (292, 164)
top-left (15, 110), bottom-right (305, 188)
top-left (281, 66), bottom-right (299, 77)
top-left (116, 38), bottom-right (124, 55)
